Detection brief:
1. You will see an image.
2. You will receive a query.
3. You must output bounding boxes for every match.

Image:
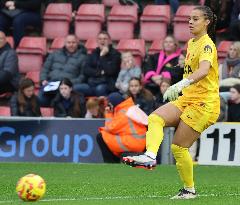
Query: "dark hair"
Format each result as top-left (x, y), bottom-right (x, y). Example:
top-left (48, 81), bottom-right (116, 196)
top-left (18, 78), bottom-right (38, 114)
top-left (232, 84), bottom-right (240, 93)
top-left (59, 78), bottom-right (73, 88)
top-left (128, 77), bottom-right (154, 101)
top-left (98, 30), bottom-right (111, 39)
top-left (194, 6), bottom-right (217, 42)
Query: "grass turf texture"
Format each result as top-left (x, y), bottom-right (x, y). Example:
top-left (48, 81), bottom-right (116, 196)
top-left (0, 163), bottom-right (239, 205)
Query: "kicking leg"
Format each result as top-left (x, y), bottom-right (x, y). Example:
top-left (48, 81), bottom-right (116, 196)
top-left (122, 103), bottom-right (182, 169)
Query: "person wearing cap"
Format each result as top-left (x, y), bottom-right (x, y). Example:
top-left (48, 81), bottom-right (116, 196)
top-left (98, 92), bottom-right (146, 158)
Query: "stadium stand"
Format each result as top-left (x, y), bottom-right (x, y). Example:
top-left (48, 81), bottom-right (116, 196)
top-left (43, 3), bottom-right (72, 39)
top-left (75, 4), bottom-right (105, 41)
top-left (48, 37), bottom-right (65, 53)
top-left (102, 0), bottom-right (120, 7)
top-left (217, 41), bottom-right (233, 64)
top-left (148, 39), bottom-right (164, 55)
top-left (16, 37), bottom-right (47, 74)
top-left (173, 5), bottom-right (195, 42)
top-left (140, 5), bottom-right (170, 42)
top-left (116, 39), bottom-right (145, 66)
top-left (85, 38), bottom-right (98, 54)
top-left (25, 71), bottom-right (40, 90)
top-left (107, 5), bottom-right (138, 41)
top-left (0, 106), bottom-right (11, 116)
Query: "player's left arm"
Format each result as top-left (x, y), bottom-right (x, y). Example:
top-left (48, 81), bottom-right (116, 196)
top-left (163, 43), bottom-right (214, 101)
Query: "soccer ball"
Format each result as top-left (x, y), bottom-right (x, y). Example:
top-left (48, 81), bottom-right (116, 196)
top-left (16, 174), bottom-right (46, 201)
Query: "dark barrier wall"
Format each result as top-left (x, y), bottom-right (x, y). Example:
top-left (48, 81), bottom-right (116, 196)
top-left (0, 119), bottom-right (105, 163)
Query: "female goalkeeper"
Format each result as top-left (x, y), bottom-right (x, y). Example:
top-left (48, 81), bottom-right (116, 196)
top-left (123, 6), bottom-right (219, 199)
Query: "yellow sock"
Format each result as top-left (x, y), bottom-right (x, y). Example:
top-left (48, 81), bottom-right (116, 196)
top-left (146, 114), bottom-right (165, 156)
top-left (171, 144), bottom-right (194, 188)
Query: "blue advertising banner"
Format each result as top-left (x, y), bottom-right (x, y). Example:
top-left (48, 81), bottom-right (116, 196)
top-left (0, 119), bottom-right (105, 163)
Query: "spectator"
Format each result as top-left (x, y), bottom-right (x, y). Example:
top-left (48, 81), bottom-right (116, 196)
top-left (155, 78), bottom-right (171, 107)
top-left (51, 78), bottom-right (86, 118)
top-left (127, 77), bottom-right (155, 115)
top-left (228, 84), bottom-right (240, 122)
top-left (220, 42), bottom-right (240, 90)
top-left (79, 31), bottom-right (121, 97)
top-left (39, 34), bottom-right (87, 106)
top-left (143, 36), bottom-right (181, 95)
top-left (10, 78), bottom-right (41, 117)
top-left (0, 31), bottom-right (19, 94)
top-left (85, 97), bottom-right (105, 118)
top-left (229, 0), bottom-right (240, 41)
top-left (155, 0), bottom-right (179, 14)
top-left (119, 0), bottom-right (143, 14)
top-left (170, 53), bottom-right (184, 85)
top-left (98, 92), bottom-right (146, 159)
top-left (115, 52), bottom-right (141, 95)
top-left (205, 0), bottom-right (233, 30)
top-left (0, 0), bottom-right (42, 47)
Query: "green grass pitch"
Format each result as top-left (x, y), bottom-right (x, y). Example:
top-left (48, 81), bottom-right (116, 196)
top-left (0, 163), bottom-right (239, 205)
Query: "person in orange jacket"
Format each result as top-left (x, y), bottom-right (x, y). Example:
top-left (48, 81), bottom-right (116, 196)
top-left (99, 92), bottom-right (147, 157)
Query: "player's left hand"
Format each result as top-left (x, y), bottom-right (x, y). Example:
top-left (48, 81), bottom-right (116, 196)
top-left (163, 78), bottom-right (193, 102)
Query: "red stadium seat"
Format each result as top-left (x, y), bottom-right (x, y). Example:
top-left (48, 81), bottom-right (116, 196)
top-left (26, 71), bottom-right (40, 88)
top-left (148, 39), bottom-right (164, 55)
top-left (16, 37), bottom-right (47, 74)
top-left (217, 41), bottom-right (233, 63)
top-left (140, 5), bottom-right (170, 42)
top-left (43, 3), bottom-right (72, 39)
top-left (117, 39), bottom-right (145, 66)
top-left (107, 5), bottom-right (138, 41)
top-left (85, 38), bottom-right (98, 54)
top-left (75, 4), bottom-right (105, 41)
top-left (102, 0), bottom-right (120, 7)
top-left (199, 0), bottom-right (205, 5)
top-left (40, 107), bottom-right (54, 117)
top-left (173, 5), bottom-right (195, 42)
top-left (6, 36), bottom-right (14, 48)
top-left (0, 106), bottom-right (11, 116)
top-left (48, 37), bottom-right (65, 53)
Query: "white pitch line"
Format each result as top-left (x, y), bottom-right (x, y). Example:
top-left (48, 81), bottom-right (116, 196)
top-left (1, 193), bottom-right (240, 204)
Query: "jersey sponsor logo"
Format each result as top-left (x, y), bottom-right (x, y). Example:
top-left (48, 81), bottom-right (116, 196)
top-left (204, 45), bottom-right (212, 54)
top-left (184, 65), bottom-right (193, 74)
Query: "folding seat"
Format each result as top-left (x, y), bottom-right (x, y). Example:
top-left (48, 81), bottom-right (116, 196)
top-left (48, 37), bottom-right (65, 53)
top-left (173, 5), bottom-right (195, 42)
top-left (116, 39), bottom-right (145, 66)
top-left (107, 5), bottom-right (138, 41)
top-left (102, 0), bottom-right (120, 7)
top-left (140, 5), bottom-right (170, 42)
top-left (25, 71), bottom-right (40, 88)
top-left (75, 4), bottom-right (105, 41)
top-left (217, 41), bottom-right (233, 63)
top-left (16, 37), bottom-right (47, 74)
top-left (6, 36), bottom-right (14, 48)
top-left (43, 3), bottom-right (72, 39)
top-left (40, 107), bottom-right (54, 117)
top-left (0, 106), bottom-right (11, 116)
top-left (85, 38), bottom-right (98, 54)
top-left (148, 39), bottom-right (164, 55)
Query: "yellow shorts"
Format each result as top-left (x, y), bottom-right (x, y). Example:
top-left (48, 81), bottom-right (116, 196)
top-left (171, 96), bottom-right (220, 133)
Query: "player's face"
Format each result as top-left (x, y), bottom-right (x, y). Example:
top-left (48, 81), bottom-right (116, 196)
top-left (23, 86), bottom-right (35, 98)
top-left (189, 9), bottom-right (210, 36)
top-left (129, 79), bottom-right (141, 95)
top-left (230, 88), bottom-right (240, 102)
top-left (228, 45), bottom-right (238, 59)
top-left (59, 84), bottom-right (72, 99)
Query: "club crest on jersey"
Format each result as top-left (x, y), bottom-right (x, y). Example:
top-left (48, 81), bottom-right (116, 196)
top-left (204, 45), bottom-right (212, 54)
